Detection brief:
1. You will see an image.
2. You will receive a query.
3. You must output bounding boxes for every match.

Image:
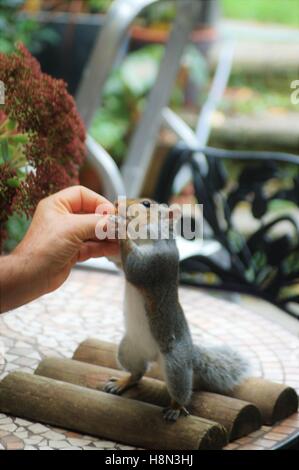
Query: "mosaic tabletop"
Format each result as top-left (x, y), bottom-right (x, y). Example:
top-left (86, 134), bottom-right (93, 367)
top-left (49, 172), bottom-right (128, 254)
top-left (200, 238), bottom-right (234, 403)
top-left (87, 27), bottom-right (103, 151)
top-left (0, 268), bottom-right (299, 451)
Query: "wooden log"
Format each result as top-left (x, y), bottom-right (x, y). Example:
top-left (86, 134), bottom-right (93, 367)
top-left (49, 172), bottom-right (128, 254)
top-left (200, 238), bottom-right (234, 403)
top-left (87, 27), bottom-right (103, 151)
top-left (73, 338), bottom-right (299, 425)
top-left (231, 378), bottom-right (299, 426)
top-left (0, 371), bottom-right (227, 450)
top-left (73, 338), bottom-right (163, 380)
top-left (38, 357), bottom-right (261, 441)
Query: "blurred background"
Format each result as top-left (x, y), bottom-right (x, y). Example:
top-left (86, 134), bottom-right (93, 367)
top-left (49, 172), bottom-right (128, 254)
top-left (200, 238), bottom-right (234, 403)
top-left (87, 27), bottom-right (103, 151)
top-left (2, 1), bottom-right (298, 170)
top-left (1, 0), bottom-right (299, 318)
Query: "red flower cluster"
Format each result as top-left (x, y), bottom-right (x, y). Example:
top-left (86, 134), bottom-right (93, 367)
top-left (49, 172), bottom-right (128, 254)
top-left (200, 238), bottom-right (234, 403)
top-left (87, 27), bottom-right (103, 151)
top-left (0, 164), bottom-right (17, 223)
top-left (0, 44), bottom-right (86, 223)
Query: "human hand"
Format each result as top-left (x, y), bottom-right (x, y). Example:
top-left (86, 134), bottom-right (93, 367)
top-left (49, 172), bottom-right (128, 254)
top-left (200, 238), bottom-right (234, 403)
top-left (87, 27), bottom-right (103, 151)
top-left (11, 186), bottom-right (118, 300)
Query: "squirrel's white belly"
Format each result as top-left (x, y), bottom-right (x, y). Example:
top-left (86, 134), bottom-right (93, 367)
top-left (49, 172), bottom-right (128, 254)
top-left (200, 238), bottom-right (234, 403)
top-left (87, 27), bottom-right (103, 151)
top-left (124, 281), bottom-right (159, 362)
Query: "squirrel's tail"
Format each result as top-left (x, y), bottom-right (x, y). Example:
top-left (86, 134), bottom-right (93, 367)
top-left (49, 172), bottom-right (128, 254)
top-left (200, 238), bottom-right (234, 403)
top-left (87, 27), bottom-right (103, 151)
top-left (192, 344), bottom-right (249, 394)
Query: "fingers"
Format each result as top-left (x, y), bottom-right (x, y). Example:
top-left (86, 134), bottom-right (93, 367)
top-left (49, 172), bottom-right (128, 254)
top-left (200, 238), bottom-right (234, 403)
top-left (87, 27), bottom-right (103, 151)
top-left (67, 213), bottom-right (111, 242)
top-left (52, 186), bottom-right (115, 215)
top-left (78, 241), bottom-right (119, 262)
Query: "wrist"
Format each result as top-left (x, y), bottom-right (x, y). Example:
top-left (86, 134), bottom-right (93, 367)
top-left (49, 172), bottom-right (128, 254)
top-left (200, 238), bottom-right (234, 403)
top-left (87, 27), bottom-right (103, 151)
top-left (0, 252), bottom-right (46, 313)
top-left (0, 255), bottom-right (16, 313)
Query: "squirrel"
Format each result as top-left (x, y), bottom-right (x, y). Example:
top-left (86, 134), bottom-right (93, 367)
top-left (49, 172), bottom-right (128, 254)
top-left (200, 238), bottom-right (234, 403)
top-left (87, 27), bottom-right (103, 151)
top-left (104, 198), bottom-right (249, 421)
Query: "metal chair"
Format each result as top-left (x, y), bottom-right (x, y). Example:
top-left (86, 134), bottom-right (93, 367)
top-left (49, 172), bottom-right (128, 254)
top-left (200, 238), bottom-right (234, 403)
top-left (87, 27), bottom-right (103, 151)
top-left (154, 143), bottom-right (299, 319)
top-left (76, 0), bottom-right (226, 201)
top-left (75, 0), bottom-right (233, 269)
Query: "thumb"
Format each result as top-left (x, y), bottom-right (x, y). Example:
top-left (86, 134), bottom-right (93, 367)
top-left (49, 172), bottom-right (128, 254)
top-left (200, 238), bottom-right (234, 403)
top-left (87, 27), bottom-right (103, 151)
top-left (68, 214), bottom-right (110, 241)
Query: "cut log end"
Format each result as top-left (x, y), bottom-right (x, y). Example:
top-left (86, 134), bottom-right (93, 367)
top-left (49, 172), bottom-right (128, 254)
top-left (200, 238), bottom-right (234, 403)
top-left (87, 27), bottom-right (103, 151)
top-left (272, 387), bottom-right (299, 425)
top-left (232, 377), bottom-right (299, 426)
top-left (199, 423), bottom-right (227, 450)
top-left (230, 403), bottom-right (262, 441)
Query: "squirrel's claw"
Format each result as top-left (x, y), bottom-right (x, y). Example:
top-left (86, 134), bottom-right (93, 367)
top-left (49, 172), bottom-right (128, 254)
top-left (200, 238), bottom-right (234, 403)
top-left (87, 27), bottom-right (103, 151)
top-left (163, 405), bottom-right (189, 422)
top-left (103, 375), bottom-right (139, 395)
top-left (180, 406), bottom-right (190, 417)
top-left (103, 377), bottom-right (123, 395)
top-left (163, 407), bottom-right (181, 422)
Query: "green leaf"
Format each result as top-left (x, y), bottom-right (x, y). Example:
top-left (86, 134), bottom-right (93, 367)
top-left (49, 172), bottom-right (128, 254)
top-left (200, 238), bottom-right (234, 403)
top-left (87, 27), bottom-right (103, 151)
top-left (6, 119), bottom-right (17, 131)
top-left (227, 229), bottom-right (244, 253)
top-left (120, 46), bottom-right (163, 96)
top-left (183, 46), bottom-right (209, 88)
top-left (91, 111), bottom-right (128, 148)
top-left (8, 134), bottom-right (29, 145)
top-left (3, 212), bottom-right (31, 253)
top-left (0, 141), bottom-right (9, 162)
top-left (245, 266), bottom-right (255, 283)
top-left (6, 177), bottom-right (20, 188)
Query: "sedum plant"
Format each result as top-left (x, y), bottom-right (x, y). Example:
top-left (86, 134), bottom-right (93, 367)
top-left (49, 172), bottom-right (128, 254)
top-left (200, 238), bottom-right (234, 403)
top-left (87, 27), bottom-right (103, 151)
top-left (0, 44), bottom-right (86, 251)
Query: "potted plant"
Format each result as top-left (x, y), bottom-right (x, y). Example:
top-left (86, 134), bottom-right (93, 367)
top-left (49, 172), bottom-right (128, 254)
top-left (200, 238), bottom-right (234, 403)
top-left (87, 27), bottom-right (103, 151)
top-left (0, 0), bottom-right (57, 54)
top-left (20, 0), bottom-right (113, 95)
top-left (89, 43), bottom-right (208, 167)
top-left (0, 44), bottom-right (86, 252)
top-left (130, 0), bottom-right (220, 56)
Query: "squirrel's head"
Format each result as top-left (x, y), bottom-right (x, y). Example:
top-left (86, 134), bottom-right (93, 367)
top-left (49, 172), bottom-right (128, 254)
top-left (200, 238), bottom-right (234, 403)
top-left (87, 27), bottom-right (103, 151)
top-left (114, 198), bottom-right (181, 241)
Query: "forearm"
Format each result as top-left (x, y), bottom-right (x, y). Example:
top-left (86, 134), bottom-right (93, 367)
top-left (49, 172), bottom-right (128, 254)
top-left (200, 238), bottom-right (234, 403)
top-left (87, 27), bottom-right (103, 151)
top-left (0, 188), bottom-right (117, 314)
top-left (0, 253), bottom-right (45, 314)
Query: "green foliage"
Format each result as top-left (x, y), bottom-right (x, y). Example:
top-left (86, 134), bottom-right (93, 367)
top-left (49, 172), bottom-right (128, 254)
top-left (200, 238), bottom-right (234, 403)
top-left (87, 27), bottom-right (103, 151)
top-left (91, 45), bottom-right (208, 165)
top-left (222, 0), bottom-right (299, 27)
top-left (0, 117), bottom-right (29, 182)
top-left (85, 0), bottom-right (176, 23)
top-left (86, 0), bottom-right (113, 13)
top-left (282, 251), bottom-right (299, 275)
top-left (3, 212), bottom-right (31, 252)
top-left (121, 45), bottom-right (164, 96)
top-left (141, 2), bottom-right (176, 26)
top-left (90, 46), bottom-right (162, 165)
top-left (0, 0), bottom-right (58, 54)
top-left (0, 117), bottom-right (30, 251)
top-left (219, 68), bottom-right (296, 116)
top-left (220, 89), bottom-right (295, 115)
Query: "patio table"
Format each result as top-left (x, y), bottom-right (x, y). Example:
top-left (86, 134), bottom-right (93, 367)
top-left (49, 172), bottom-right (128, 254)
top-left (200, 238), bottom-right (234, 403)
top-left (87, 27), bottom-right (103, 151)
top-left (0, 269), bottom-right (298, 450)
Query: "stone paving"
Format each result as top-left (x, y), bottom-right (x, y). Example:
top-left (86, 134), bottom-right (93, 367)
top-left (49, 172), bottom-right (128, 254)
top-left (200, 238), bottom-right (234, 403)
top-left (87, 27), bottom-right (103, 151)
top-left (0, 269), bottom-right (298, 450)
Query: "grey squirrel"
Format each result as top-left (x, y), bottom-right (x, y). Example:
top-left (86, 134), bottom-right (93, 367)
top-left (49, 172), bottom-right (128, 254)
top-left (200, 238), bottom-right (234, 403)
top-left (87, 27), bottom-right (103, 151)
top-left (104, 198), bottom-right (249, 421)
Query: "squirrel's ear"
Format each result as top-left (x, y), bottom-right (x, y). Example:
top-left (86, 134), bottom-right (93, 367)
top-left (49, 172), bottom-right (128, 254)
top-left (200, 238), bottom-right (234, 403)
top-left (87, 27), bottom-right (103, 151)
top-left (168, 204), bottom-right (182, 222)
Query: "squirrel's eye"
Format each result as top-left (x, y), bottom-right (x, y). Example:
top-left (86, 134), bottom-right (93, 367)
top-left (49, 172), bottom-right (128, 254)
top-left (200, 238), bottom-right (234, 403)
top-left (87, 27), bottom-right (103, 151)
top-left (142, 200), bottom-right (151, 208)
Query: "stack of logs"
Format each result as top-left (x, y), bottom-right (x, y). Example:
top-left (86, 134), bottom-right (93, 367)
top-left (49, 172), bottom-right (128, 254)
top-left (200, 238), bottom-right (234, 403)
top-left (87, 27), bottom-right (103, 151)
top-left (0, 339), bottom-right (298, 450)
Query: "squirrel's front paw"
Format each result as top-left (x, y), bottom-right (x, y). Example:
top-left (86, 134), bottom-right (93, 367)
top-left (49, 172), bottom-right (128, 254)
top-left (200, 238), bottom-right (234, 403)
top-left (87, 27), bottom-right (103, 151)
top-left (103, 375), bottom-right (138, 395)
top-left (103, 377), bottom-right (124, 395)
top-left (163, 404), bottom-right (189, 422)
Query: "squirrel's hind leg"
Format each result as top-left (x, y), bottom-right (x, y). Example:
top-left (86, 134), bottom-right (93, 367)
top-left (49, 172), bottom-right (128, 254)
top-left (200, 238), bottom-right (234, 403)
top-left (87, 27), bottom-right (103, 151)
top-left (163, 400), bottom-right (190, 422)
top-left (161, 351), bottom-right (193, 422)
top-left (104, 336), bottom-right (148, 395)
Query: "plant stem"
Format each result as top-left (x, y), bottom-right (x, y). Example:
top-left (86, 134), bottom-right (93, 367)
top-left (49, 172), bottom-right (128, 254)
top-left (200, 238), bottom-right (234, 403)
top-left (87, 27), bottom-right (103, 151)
top-left (0, 141), bottom-right (9, 162)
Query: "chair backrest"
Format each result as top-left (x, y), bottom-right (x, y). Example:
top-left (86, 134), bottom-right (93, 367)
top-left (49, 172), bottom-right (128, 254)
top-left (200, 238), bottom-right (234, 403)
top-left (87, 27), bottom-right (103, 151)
top-left (76, 0), bottom-right (203, 198)
top-left (76, 0), bottom-right (158, 128)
